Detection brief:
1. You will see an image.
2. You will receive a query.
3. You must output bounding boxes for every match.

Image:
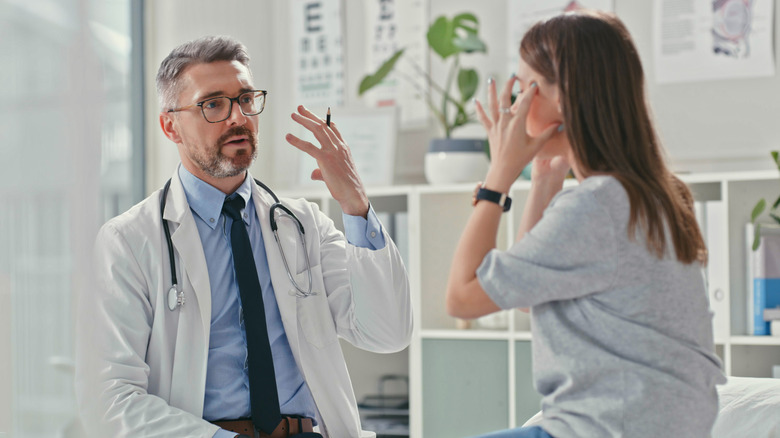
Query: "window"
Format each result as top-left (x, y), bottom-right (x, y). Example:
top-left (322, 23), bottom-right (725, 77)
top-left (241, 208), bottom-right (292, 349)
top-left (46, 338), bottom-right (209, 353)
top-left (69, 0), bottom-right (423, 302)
top-left (0, 0), bottom-right (143, 435)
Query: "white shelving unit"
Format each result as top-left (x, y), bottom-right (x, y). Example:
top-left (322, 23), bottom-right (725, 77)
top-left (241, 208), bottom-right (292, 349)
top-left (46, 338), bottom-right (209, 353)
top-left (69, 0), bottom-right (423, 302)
top-left (282, 170), bottom-right (780, 438)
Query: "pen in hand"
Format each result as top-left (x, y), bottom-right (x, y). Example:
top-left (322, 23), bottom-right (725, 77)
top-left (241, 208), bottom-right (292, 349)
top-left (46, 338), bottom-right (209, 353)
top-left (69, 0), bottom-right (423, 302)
top-left (326, 107), bottom-right (331, 127)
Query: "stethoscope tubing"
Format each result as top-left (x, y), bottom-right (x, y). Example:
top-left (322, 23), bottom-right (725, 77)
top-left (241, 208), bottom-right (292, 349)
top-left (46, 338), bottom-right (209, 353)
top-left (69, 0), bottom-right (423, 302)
top-left (160, 177), bottom-right (315, 311)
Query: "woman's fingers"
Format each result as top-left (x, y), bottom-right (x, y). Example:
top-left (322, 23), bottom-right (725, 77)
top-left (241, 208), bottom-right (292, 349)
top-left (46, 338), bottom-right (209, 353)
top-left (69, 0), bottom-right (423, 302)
top-left (498, 75), bottom-right (516, 115)
top-left (507, 82), bottom-right (539, 134)
top-left (487, 77), bottom-right (499, 122)
top-left (475, 99), bottom-right (493, 130)
top-left (512, 82), bottom-right (537, 115)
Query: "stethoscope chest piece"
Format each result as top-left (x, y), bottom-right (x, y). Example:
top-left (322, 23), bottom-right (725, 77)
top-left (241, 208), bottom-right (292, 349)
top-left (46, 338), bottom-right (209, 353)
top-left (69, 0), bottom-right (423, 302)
top-left (167, 285), bottom-right (184, 311)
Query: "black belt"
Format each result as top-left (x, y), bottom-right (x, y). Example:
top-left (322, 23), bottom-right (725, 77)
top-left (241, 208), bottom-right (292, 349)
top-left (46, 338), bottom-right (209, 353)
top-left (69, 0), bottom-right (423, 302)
top-left (212, 416), bottom-right (315, 438)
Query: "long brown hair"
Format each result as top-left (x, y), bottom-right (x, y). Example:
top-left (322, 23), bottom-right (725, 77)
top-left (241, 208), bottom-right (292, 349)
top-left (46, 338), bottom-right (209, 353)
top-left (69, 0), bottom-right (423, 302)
top-left (520, 10), bottom-right (706, 264)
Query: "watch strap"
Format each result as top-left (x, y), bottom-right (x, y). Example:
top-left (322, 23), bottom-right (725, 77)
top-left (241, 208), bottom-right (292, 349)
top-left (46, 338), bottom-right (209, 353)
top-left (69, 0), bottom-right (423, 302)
top-left (473, 183), bottom-right (512, 212)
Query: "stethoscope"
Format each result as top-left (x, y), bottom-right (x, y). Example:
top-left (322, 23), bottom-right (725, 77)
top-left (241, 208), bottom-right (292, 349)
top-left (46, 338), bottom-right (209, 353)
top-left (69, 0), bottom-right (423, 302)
top-left (160, 177), bottom-right (316, 311)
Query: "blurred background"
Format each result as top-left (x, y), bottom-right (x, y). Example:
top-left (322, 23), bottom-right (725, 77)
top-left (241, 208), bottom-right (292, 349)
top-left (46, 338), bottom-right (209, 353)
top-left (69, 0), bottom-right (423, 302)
top-left (0, 0), bottom-right (141, 436)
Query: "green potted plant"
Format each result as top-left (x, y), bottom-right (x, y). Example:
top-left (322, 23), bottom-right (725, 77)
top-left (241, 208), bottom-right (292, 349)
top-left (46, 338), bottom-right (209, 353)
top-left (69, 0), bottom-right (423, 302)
top-left (750, 151), bottom-right (780, 250)
top-left (358, 13), bottom-right (489, 184)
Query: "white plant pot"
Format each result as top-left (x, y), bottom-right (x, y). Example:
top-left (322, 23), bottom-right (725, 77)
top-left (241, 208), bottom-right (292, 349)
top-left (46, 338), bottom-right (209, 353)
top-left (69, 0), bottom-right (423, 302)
top-left (424, 138), bottom-right (489, 184)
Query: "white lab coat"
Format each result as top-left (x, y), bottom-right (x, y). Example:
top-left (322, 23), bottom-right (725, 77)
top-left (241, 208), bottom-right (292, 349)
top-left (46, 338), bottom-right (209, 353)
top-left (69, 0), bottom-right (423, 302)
top-left (75, 171), bottom-right (413, 438)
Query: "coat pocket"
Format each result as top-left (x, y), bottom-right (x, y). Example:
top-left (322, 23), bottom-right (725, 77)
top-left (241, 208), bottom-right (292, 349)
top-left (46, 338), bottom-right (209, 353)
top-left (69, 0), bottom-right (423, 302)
top-left (295, 265), bottom-right (338, 349)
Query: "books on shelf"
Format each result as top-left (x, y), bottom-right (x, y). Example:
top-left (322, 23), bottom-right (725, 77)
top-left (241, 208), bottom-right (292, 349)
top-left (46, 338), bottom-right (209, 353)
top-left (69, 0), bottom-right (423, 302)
top-left (698, 201), bottom-right (730, 341)
top-left (746, 223), bottom-right (780, 336)
top-left (765, 307), bottom-right (780, 321)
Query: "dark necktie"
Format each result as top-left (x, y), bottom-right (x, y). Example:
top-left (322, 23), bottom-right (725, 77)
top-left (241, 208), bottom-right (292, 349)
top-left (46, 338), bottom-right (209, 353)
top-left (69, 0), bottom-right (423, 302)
top-left (222, 195), bottom-right (281, 434)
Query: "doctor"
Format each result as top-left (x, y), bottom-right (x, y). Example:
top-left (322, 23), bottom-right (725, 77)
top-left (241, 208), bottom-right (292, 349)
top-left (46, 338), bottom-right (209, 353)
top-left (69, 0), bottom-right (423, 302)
top-left (75, 35), bottom-right (412, 438)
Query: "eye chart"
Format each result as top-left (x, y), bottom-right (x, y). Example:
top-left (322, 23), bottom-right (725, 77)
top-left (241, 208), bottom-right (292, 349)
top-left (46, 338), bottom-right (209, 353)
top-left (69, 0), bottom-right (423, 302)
top-left (291, 0), bottom-right (345, 107)
top-left (364, 0), bottom-right (428, 128)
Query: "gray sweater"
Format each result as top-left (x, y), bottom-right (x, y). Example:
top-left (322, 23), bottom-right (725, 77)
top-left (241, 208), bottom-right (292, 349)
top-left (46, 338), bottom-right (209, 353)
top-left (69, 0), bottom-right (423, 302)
top-left (478, 175), bottom-right (726, 438)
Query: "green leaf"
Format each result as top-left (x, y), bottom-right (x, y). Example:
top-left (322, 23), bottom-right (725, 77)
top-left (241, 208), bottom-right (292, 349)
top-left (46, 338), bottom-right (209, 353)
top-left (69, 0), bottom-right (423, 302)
top-left (427, 16), bottom-right (458, 59)
top-left (428, 13), bottom-right (487, 59)
top-left (454, 33), bottom-right (487, 53)
top-left (453, 106), bottom-right (469, 127)
top-left (358, 49), bottom-right (405, 95)
top-left (751, 198), bottom-right (766, 222)
top-left (452, 13), bottom-right (479, 34)
top-left (452, 14), bottom-right (487, 54)
top-left (457, 68), bottom-right (478, 102)
top-left (771, 213), bottom-right (780, 225)
top-left (752, 223), bottom-right (761, 251)
top-left (773, 151), bottom-right (780, 170)
top-left (772, 194), bottom-right (780, 211)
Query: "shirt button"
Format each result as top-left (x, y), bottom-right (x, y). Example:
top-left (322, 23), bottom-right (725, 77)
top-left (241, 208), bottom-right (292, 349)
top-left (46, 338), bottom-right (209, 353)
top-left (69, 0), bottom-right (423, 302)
top-left (243, 213), bottom-right (248, 219)
top-left (370, 231), bottom-right (377, 238)
top-left (209, 218), bottom-right (215, 223)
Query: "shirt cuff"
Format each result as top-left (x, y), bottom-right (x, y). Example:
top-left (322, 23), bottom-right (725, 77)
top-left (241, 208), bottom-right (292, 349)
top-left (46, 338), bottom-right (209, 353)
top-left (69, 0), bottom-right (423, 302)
top-left (342, 203), bottom-right (386, 250)
top-left (214, 428), bottom-right (239, 438)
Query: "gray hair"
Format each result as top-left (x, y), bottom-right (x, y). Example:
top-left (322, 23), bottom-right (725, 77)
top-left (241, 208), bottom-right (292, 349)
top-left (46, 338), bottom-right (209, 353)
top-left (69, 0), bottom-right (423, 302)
top-left (156, 35), bottom-right (251, 110)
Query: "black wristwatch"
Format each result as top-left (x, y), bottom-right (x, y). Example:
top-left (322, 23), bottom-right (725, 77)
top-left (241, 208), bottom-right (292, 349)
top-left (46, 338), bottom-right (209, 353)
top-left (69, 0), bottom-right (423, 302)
top-left (472, 183), bottom-right (512, 212)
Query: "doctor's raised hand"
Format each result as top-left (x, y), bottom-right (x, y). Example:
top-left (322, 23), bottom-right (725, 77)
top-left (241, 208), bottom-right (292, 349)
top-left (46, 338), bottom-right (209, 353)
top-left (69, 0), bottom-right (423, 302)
top-left (286, 105), bottom-right (370, 218)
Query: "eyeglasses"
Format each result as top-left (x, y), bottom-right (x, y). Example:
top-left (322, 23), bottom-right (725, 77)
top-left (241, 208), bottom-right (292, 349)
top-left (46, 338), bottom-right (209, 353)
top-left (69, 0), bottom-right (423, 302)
top-left (168, 90), bottom-right (267, 123)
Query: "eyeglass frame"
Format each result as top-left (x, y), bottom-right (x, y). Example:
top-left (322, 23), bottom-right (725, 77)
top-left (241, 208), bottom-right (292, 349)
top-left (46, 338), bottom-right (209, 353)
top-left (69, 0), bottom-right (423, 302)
top-left (167, 89), bottom-right (268, 123)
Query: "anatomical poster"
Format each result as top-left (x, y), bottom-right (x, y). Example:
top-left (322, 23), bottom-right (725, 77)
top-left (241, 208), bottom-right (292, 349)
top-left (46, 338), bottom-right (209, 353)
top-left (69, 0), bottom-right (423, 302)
top-left (653, 0), bottom-right (775, 83)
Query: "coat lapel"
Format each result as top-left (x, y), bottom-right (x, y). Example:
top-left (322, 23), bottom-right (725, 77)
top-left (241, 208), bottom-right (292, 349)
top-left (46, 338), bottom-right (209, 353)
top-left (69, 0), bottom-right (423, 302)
top-left (165, 173), bottom-right (212, 340)
top-left (163, 172), bottom-right (212, 414)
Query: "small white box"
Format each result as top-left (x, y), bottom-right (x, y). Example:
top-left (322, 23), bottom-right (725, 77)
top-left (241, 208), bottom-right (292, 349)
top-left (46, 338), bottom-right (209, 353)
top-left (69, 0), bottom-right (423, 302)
top-left (773, 365), bottom-right (780, 379)
top-left (771, 320), bottom-right (780, 337)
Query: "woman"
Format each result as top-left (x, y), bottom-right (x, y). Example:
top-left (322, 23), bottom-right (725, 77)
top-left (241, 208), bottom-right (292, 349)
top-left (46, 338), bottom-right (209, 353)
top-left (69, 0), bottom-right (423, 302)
top-left (446, 10), bottom-right (725, 438)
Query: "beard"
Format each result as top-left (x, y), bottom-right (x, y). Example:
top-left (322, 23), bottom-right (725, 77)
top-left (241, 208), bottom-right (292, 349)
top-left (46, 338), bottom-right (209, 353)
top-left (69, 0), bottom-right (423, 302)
top-left (192, 126), bottom-right (258, 178)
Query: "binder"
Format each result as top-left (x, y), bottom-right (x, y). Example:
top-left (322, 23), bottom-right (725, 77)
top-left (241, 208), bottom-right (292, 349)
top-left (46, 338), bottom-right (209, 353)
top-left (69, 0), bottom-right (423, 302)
top-left (394, 211), bottom-right (409, 268)
top-left (746, 223), bottom-right (780, 335)
top-left (704, 201), bottom-right (729, 341)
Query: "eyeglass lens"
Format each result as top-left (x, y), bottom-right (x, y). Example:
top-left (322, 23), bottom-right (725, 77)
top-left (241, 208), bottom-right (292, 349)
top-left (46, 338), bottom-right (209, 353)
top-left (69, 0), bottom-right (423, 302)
top-left (202, 91), bottom-right (265, 122)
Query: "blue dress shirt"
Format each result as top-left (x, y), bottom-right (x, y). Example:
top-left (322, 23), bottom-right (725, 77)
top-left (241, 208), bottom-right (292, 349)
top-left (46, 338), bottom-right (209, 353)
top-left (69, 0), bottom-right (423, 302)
top-left (175, 166), bottom-right (385, 438)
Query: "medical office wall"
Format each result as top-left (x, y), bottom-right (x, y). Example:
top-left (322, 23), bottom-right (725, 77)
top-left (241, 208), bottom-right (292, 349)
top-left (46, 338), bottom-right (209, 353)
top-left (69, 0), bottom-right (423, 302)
top-left (143, 0), bottom-right (780, 193)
